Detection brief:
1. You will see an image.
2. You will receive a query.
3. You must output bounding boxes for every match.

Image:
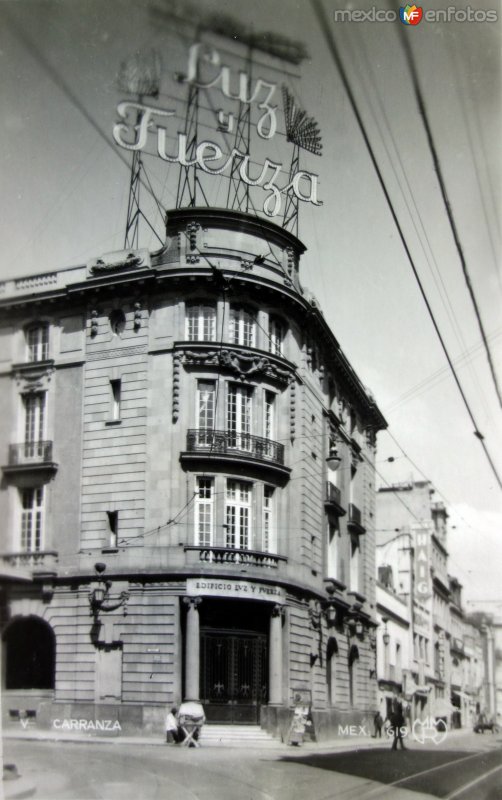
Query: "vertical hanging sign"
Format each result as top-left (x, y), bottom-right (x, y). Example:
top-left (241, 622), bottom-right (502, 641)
top-left (413, 525), bottom-right (432, 599)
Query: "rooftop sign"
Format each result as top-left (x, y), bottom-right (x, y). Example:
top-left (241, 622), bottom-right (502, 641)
top-left (113, 42), bottom-right (322, 220)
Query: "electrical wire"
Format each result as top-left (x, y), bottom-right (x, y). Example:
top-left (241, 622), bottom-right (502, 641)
top-left (396, 21), bottom-right (502, 410)
top-left (310, 0), bottom-right (502, 493)
top-left (346, 29), bottom-right (495, 425)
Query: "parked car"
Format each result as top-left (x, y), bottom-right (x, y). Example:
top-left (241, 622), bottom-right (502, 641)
top-left (474, 717), bottom-right (499, 734)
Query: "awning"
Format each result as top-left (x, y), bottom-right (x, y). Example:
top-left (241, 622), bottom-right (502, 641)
top-left (431, 698), bottom-right (456, 716)
top-left (452, 690), bottom-right (471, 700)
top-left (415, 686), bottom-right (432, 696)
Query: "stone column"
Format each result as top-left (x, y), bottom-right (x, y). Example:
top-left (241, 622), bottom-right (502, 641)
top-left (269, 604), bottom-right (284, 706)
top-left (183, 597), bottom-right (202, 700)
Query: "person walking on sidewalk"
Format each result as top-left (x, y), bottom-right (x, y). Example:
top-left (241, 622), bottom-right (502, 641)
top-left (390, 700), bottom-right (407, 751)
top-left (373, 711), bottom-right (383, 738)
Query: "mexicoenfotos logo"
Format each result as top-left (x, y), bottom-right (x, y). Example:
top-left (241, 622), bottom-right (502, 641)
top-left (333, 5), bottom-right (498, 23)
top-left (400, 4), bottom-right (423, 25)
top-left (412, 717), bottom-right (447, 745)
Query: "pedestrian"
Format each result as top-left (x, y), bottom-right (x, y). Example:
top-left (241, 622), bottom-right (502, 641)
top-left (390, 700), bottom-right (407, 751)
top-left (373, 711), bottom-right (383, 738)
top-left (165, 706), bottom-right (183, 744)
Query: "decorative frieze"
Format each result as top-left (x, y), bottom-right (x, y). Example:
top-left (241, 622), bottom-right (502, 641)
top-left (86, 345), bottom-right (147, 361)
top-left (90, 310), bottom-right (99, 337)
top-left (290, 379), bottom-right (296, 440)
top-left (172, 350), bottom-right (181, 422)
top-left (186, 221), bottom-right (200, 251)
top-left (178, 345), bottom-right (293, 386)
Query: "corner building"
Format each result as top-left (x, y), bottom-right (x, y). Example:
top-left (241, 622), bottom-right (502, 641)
top-left (0, 208), bottom-right (386, 739)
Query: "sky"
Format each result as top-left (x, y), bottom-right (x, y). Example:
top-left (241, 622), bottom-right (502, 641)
top-left (0, 0), bottom-right (501, 612)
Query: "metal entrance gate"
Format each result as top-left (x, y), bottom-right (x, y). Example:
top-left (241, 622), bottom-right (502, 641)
top-left (200, 630), bottom-right (268, 724)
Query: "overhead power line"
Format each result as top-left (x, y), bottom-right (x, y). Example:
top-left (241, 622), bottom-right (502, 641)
top-left (396, 24), bottom-right (502, 411)
top-left (310, 0), bottom-right (502, 493)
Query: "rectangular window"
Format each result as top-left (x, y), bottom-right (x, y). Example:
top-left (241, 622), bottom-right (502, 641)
top-left (27, 324), bottom-right (49, 362)
top-left (227, 384), bottom-right (252, 450)
top-left (24, 393), bottom-right (45, 457)
top-left (110, 379), bottom-right (121, 421)
top-left (186, 304), bottom-right (216, 341)
top-left (264, 391), bottom-right (275, 441)
top-left (229, 306), bottom-right (255, 347)
top-left (268, 318), bottom-right (284, 356)
top-left (396, 642), bottom-right (402, 678)
top-left (195, 477), bottom-right (214, 546)
top-left (21, 487), bottom-right (44, 552)
top-left (327, 520), bottom-right (339, 580)
top-left (225, 480), bottom-right (251, 550)
top-left (106, 510), bottom-right (118, 547)
top-left (350, 534), bottom-right (360, 592)
top-left (197, 381), bottom-right (216, 445)
top-left (263, 486), bottom-right (275, 552)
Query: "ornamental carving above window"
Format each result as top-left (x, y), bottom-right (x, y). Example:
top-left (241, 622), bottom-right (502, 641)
top-left (178, 345), bottom-right (293, 386)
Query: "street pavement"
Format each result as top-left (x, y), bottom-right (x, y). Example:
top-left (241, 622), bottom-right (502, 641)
top-left (2, 727), bottom-right (502, 800)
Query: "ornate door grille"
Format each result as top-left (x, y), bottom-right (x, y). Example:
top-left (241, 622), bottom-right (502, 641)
top-left (201, 630), bottom-right (268, 724)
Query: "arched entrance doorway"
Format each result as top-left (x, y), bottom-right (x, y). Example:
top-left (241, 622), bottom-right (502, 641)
top-left (3, 616), bottom-right (55, 690)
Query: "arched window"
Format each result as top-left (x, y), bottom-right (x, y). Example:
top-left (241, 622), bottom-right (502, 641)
top-left (3, 616), bottom-right (55, 690)
top-left (349, 644), bottom-right (359, 706)
top-left (109, 309), bottom-right (126, 335)
top-left (26, 323), bottom-right (49, 362)
top-left (326, 636), bottom-right (338, 705)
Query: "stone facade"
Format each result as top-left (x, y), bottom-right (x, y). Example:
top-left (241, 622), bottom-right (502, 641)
top-left (0, 208), bottom-right (386, 739)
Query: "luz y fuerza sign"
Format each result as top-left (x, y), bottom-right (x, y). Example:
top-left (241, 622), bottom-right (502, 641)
top-left (113, 43), bottom-right (322, 219)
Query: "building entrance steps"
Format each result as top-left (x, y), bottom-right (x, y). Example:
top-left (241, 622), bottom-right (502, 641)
top-left (200, 724), bottom-right (279, 747)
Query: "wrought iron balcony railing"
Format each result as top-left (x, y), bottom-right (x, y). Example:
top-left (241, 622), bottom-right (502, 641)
top-left (186, 429), bottom-right (284, 465)
top-left (185, 545), bottom-right (287, 569)
top-left (347, 502), bottom-right (366, 534)
top-left (349, 503), bottom-right (362, 527)
top-left (326, 481), bottom-right (342, 507)
top-left (8, 440), bottom-right (54, 465)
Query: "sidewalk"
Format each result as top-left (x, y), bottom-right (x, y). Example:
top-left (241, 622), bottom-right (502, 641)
top-left (2, 724), bottom-right (474, 751)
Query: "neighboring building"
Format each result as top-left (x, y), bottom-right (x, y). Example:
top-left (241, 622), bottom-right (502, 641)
top-left (375, 529), bottom-right (434, 724)
top-left (0, 207), bottom-right (386, 738)
top-left (491, 617), bottom-right (502, 724)
top-left (375, 480), bottom-right (489, 729)
top-left (448, 577), bottom-right (486, 727)
top-left (467, 611), bottom-right (499, 723)
top-left (375, 555), bottom-right (411, 721)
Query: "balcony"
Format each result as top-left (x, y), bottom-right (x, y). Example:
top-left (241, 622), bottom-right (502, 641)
top-left (1, 550), bottom-right (58, 575)
top-left (325, 481), bottom-right (346, 517)
top-left (3, 441), bottom-right (58, 477)
top-left (347, 503), bottom-right (366, 535)
top-left (450, 637), bottom-right (465, 655)
top-left (184, 545), bottom-right (287, 569)
top-left (180, 429), bottom-right (290, 481)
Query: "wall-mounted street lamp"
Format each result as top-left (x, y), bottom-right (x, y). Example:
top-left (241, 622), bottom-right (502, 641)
top-left (324, 603), bottom-right (338, 628)
top-left (326, 444), bottom-right (342, 471)
top-left (89, 562), bottom-right (129, 620)
top-left (382, 618), bottom-right (390, 646)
